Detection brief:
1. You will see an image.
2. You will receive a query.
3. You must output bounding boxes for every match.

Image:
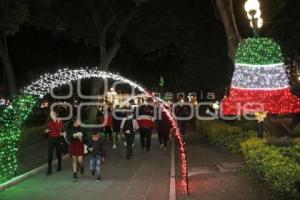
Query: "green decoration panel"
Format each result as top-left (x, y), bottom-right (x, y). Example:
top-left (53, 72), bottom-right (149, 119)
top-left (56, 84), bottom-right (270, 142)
top-left (0, 94), bottom-right (38, 184)
top-left (235, 38), bottom-right (283, 65)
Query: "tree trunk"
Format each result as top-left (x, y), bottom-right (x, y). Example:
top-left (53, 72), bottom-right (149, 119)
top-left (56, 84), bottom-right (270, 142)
top-left (215, 0), bottom-right (241, 62)
top-left (0, 35), bottom-right (17, 96)
top-left (229, 0), bottom-right (241, 42)
top-left (86, 47), bottom-right (120, 125)
top-left (86, 2), bottom-right (141, 125)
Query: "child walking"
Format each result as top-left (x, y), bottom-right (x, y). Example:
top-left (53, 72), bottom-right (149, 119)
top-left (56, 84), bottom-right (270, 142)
top-left (88, 132), bottom-right (106, 182)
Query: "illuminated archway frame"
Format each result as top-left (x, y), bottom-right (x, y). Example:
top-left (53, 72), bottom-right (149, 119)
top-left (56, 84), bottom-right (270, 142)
top-left (0, 68), bottom-right (189, 194)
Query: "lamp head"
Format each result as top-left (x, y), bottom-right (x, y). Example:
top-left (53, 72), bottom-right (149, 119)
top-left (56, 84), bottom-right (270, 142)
top-left (247, 9), bottom-right (261, 20)
top-left (244, 0), bottom-right (260, 13)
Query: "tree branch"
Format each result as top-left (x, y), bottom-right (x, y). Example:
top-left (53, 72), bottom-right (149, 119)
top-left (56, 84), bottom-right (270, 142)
top-left (0, 33), bottom-right (8, 58)
top-left (229, 0), bottom-right (242, 42)
top-left (104, 0), bottom-right (116, 17)
top-left (89, 0), bottom-right (116, 62)
top-left (100, 2), bottom-right (142, 69)
top-left (216, 0), bottom-right (240, 61)
top-left (210, 0), bottom-right (220, 20)
top-left (112, 2), bottom-right (141, 45)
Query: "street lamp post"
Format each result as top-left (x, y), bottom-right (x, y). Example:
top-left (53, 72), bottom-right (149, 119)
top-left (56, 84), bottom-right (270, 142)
top-left (244, 0), bottom-right (263, 37)
top-left (245, 0), bottom-right (266, 138)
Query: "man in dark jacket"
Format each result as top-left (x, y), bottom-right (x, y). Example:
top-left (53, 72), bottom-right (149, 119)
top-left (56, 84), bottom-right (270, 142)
top-left (120, 111), bottom-right (139, 159)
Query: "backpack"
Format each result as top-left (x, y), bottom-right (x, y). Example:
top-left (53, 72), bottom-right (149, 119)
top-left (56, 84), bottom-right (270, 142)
top-left (123, 119), bottom-right (134, 134)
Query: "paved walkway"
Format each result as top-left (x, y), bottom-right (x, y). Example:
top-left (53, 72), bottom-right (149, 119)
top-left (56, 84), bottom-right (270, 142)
top-left (0, 136), bottom-right (171, 200)
top-left (175, 124), bottom-right (275, 200)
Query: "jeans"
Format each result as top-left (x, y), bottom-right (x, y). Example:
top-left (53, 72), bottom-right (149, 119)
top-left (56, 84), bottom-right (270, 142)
top-left (104, 126), bottom-right (113, 141)
top-left (158, 130), bottom-right (169, 147)
top-left (139, 128), bottom-right (152, 151)
top-left (47, 137), bottom-right (62, 172)
top-left (90, 155), bottom-right (101, 177)
top-left (125, 133), bottom-right (134, 158)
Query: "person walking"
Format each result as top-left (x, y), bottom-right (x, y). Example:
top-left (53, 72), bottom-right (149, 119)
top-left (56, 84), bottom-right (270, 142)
top-left (103, 107), bottom-right (113, 142)
top-left (120, 111), bottom-right (139, 159)
top-left (157, 108), bottom-right (172, 150)
top-left (175, 103), bottom-right (189, 135)
top-left (67, 119), bottom-right (86, 181)
top-left (112, 106), bottom-right (124, 149)
top-left (88, 131), bottom-right (106, 182)
top-left (137, 106), bottom-right (154, 152)
top-left (45, 111), bottom-right (64, 175)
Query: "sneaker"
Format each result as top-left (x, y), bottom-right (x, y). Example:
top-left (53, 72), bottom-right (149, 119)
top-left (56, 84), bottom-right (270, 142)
top-left (73, 173), bottom-right (78, 182)
top-left (96, 176), bottom-right (101, 182)
top-left (159, 144), bottom-right (164, 149)
top-left (132, 143), bottom-right (135, 147)
top-left (112, 144), bottom-right (117, 149)
top-left (123, 142), bottom-right (127, 147)
top-left (163, 147), bottom-right (167, 150)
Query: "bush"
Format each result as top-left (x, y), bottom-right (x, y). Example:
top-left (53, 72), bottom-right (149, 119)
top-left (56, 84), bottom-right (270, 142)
top-left (277, 139), bottom-right (300, 164)
top-left (241, 138), bottom-right (300, 197)
top-left (234, 120), bottom-right (257, 131)
top-left (268, 137), bottom-right (295, 147)
top-left (20, 126), bottom-right (45, 146)
top-left (292, 124), bottom-right (300, 137)
top-left (197, 120), bottom-right (300, 198)
top-left (197, 120), bottom-right (255, 154)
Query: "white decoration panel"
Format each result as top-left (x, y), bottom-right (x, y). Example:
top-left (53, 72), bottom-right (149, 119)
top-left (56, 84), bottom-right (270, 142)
top-left (231, 63), bottom-right (289, 89)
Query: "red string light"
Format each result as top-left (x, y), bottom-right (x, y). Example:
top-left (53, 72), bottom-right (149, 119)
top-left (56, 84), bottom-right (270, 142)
top-left (147, 92), bottom-right (189, 194)
top-left (222, 88), bottom-right (300, 115)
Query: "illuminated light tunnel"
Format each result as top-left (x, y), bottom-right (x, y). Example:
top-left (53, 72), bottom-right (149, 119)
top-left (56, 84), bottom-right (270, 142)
top-left (0, 68), bottom-right (189, 193)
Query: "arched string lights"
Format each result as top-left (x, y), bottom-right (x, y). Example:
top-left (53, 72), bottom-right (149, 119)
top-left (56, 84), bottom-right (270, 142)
top-left (0, 68), bottom-right (189, 194)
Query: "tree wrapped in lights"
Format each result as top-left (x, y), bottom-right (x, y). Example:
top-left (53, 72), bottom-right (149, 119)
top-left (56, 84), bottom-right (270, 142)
top-left (0, 95), bottom-right (38, 183)
top-left (222, 38), bottom-right (300, 115)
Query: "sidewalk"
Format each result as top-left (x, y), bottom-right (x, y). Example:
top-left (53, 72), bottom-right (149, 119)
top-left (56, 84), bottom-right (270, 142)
top-left (0, 137), bottom-right (171, 200)
top-left (175, 123), bottom-right (275, 200)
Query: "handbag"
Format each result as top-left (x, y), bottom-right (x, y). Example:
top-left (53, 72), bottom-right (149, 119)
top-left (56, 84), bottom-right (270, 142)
top-left (60, 136), bottom-right (69, 155)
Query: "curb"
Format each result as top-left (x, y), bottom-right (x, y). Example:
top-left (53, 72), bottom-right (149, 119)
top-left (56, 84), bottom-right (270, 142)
top-left (0, 154), bottom-right (69, 191)
top-left (169, 139), bottom-right (176, 200)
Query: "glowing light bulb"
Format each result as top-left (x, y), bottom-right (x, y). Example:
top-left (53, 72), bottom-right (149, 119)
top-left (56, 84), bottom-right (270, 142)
top-left (244, 0), bottom-right (260, 13)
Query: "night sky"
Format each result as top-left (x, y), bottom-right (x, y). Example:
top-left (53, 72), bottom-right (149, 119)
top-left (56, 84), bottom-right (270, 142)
top-left (1, 0), bottom-right (299, 96)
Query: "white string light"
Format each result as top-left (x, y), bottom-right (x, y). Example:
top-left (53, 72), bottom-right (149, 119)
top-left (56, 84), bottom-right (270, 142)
top-left (231, 63), bottom-right (289, 89)
top-left (22, 68), bottom-right (146, 98)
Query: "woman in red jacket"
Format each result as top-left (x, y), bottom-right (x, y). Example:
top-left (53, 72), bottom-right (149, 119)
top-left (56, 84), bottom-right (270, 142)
top-left (67, 119), bottom-right (86, 181)
top-left (45, 111), bottom-right (64, 175)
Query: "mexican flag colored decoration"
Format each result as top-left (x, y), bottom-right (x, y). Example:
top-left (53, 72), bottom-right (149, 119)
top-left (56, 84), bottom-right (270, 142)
top-left (222, 38), bottom-right (300, 115)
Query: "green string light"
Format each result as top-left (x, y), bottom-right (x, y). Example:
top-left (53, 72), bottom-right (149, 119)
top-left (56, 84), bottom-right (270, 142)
top-left (0, 94), bottom-right (38, 184)
top-left (235, 38), bottom-right (283, 65)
